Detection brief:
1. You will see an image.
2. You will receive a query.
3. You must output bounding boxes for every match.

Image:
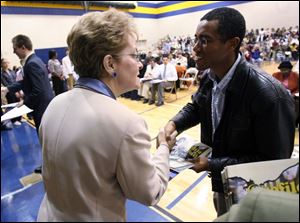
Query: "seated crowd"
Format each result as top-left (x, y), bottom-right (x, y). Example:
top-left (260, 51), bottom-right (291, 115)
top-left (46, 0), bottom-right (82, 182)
top-left (121, 52), bottom-right (200, 106)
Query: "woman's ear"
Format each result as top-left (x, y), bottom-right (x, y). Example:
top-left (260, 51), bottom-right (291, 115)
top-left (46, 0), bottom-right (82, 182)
top-left (103, 55), bottom-right (115, 74)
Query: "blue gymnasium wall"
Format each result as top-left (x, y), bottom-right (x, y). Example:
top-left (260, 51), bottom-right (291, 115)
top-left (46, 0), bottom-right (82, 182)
top-left (35, 47), bottom-right (66, 65)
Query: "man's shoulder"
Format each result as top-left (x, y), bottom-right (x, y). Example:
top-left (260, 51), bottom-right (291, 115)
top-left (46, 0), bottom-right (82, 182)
top-left (237, 62), bottom-right (277, 88)
top-left (25, 54), bottom-right (45, 67)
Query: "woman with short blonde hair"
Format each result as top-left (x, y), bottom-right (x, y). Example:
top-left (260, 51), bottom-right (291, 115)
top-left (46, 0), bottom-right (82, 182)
top-left (67, 9), bottom-right (137, 79)
top-left (38, 8), bottom-right (175, 222)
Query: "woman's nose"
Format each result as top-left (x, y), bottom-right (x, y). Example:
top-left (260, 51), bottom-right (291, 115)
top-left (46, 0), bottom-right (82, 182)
top-left (138, 61), bottom-right (143, 70)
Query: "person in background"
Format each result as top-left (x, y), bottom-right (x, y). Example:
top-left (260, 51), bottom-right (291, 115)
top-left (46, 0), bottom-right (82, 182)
top-left (138, 57), bottom-right (160, 104)
top-left (1, 35), bottom-right (54, 134)
top-left (62, 48), bottom-right (78, 90)
top-left (48, 49), bottom-right (67, 95)
top-left (272, 61), bottom-right (299, 96)
top-left (1, 34), bottom-right (54, 174)
top-left (1, 58), bottom-right (22, 125)
top-left (272, 61), bottom-right (299, 127)
top-left (1, 83), bottom-right (13, 131)
top-left (37, 9), bottom-right (175, 222)
top-left (149, 55), bottom-right (178, 106)
top-left (163, 7), bottom-right (295, 217)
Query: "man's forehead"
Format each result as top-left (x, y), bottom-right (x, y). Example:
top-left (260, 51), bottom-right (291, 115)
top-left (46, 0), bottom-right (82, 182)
top-left (195, 19), bottom-right (218, 35)
top-left (198, 20), bottom-right (208, 27)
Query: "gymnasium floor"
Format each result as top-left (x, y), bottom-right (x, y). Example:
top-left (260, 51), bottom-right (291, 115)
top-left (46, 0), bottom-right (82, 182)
top-left (1, 61), bottom-right (299, 222)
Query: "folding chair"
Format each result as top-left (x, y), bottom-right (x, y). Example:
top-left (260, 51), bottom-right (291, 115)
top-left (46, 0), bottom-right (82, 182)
top-left (164, 81), bottom-right (177, 102)
top-left (179, 72), bottom-right (195, 89)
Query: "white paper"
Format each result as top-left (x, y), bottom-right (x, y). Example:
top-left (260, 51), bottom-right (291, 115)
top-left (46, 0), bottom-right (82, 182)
top-left (139, 77), bottom-right (153, 83)
top-left (179, 77), bottom-right (194, 81)
top-left (1, 102), bottom-right (19, 109)
top-left (1, 105), bottom-right (33, 122)
top-left (149, 79), bottom-right (164, 84)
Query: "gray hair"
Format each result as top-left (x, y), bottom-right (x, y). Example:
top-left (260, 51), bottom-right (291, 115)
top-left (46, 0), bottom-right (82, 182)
top-left (67, 8), bottom-right (137, 79)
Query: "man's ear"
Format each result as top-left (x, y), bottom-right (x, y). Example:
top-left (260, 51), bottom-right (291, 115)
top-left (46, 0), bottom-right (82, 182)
top-left (103, 55), bottom-right (115, 74)
top-left (227, 37), bottom-right (240, 51)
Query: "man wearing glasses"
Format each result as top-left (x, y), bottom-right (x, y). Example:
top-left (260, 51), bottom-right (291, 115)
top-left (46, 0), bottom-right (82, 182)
top-left (164, 7), bottom-right (295, 216)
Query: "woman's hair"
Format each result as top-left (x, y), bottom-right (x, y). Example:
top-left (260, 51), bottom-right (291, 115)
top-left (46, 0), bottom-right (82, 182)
top-left (67, 8), bottom-right (137, 79)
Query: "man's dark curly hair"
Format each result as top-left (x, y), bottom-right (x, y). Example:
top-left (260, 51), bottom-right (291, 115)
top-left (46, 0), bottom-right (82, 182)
top-left (201, 7), bottom-right (246, 54)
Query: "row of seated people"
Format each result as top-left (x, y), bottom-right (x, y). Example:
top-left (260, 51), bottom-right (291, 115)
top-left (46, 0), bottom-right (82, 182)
top-left (124, 55), bottom-right (178, 106)
top-left (122, 57), bottom-right (299, 127)
top-left (122, 54), bottom-right (199, 106)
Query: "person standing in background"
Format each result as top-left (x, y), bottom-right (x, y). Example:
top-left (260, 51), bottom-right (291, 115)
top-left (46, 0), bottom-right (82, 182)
top-left (48, 49), bottom-right (67, 95)
top-left (273, 61), bottom-right (299, 127)
top-left (62, 48), bottom-right (78, 90)
top-left (1, 58), bottom-right (22, 125)
top-left (1, 34), bottom-right (54, 173)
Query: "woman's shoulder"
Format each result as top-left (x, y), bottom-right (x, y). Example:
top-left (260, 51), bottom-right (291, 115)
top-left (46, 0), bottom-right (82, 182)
top-left (109, 98), bottom-right (142, 120)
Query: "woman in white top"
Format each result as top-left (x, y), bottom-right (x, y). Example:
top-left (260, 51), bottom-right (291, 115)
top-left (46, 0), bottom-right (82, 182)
top-left (48, 49), bottom-right (67, 95)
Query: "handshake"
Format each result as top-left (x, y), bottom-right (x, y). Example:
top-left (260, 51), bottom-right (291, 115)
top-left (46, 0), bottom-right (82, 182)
top-left (156, 121), bottom-right (178, 152)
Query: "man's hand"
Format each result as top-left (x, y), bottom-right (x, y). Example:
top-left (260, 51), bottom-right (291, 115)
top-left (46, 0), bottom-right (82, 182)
top-left (189, 156), bottom-right (209, 173)
top-left (156, 127), bottom-right (176, 152)
top-left (164, 121), bottom-right (177, 141)
top-left (16, 99), bottom-right (24, 107)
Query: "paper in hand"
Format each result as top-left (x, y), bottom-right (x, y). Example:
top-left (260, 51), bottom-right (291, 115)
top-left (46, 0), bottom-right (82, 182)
top-left (1, 105), bottom-right (33, 122)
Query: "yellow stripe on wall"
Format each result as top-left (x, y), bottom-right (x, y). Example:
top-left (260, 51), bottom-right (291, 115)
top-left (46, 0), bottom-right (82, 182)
top-left (1, 1), bottom-right (219, 15)
top-left (156, 1), bottom-right (218, 14)
top-left (1, 1), bottom-right (83, 10)
top-left (128, 6), bottom-right (157, 15)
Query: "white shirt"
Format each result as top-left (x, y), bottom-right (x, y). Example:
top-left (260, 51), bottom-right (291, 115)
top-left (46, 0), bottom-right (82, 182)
top-left (209, 54), bottom-right (241, 135)
top-left (158, 63), bottom-right (178, 81)
top-left (48, 59), bottom-right (63, 77)
top-left (21, 51), bottom-right (34, 66)
top-left (144, 63), bottom-right (160, 79)
top-left (62, 55), bottom-right (73, 78)
top-left (176, 56), bottom-right (187, 68)
top-left (62, 55), bottom-right (79, 80)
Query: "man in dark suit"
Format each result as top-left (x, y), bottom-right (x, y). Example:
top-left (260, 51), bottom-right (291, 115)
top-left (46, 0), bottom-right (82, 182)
top-left (1, 34), bottom-right (54, 173)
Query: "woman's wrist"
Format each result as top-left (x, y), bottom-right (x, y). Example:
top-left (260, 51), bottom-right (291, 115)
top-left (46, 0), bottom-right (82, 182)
top-left (159, 141), bottom-right (169, 148)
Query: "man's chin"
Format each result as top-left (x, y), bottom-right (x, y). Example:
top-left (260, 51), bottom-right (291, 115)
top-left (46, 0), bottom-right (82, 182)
top-left (196, 63), bottom-right (209, 72)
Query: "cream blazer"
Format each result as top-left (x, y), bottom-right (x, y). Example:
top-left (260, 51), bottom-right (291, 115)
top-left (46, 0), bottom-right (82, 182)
top-left (37, 88), bottom-right (170, 221)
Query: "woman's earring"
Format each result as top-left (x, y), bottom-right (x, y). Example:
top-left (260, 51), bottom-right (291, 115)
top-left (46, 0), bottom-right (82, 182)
top-left (112, 72), bottom-right (117, 78)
